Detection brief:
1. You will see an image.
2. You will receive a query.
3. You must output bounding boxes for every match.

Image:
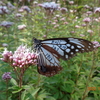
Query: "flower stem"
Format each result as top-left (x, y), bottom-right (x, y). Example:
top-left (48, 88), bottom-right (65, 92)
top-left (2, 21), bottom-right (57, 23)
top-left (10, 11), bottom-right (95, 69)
top-left (70, 56), bottom-right (83, 100)
top-left (6, 80), bottom-right (9, 100)
top-left (82, 51), bottom-right (96, 100)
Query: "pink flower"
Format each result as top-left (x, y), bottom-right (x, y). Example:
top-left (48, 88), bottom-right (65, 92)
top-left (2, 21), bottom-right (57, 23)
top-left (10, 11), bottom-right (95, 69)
top-left (94, 18), bottom-right (99, 22)
top-left (54, 24), bottom-right (59, 28)
top-left (70, 31), bottom-right (75, 34)
top-left (7, 2), bottom-right (16, 9)
top-left (83, 17), bottom-right (91, 23)
top-left (92, 41), bottom-right (100, 48)
top-left (80, 34), bottom-right (85, 37)
top-left (81, 24), bottom-right (86, 27)
top-left (0, 45), bottom-right (38, 68)
top-left (70, 10), bottom-right (76, 13)
top-left (87, 30), bottom-right (93, 33)
top-left (2, 43), bottom-right (8, 47)
top-left (94, 7), bottom-right (100, 13)
top-left (0, 6), bottom-right (9, 15)
top-left (43, 35), bottom-right (47, 38)
top-left (0, 21), bottom-right (14, 28)
top-left (63, 22), bottom-right (68, 24)
top-left (56, 14), bottom-right (60, 17)
top-left (60, 7), bottom-right (68, 14)
top-left (33, 1), bottom-right (38, 5)
top-left (84, 5), bottom-right (90, 9)
top-left (0, 48), bottom-right (13, 62)
top-left (18, 6), bottom-right (31, 13)
top-left (60, 17), bottom-right (66, 21)
top-left (52, 22), bottom-right (56, 25)
top-left (18, 24), bottom-right (26, 30)
top-left (69, 1), bottom-right (74, 5)
top-left (2, 72), bottom-right (12, 80)
top-left (75, 25), bottom-right (80, 28)
top-left (86, 11), bottom-right (92, 15)
top-left (16, 13), bottom-right (23, 17)
top-left (38, 2), bottom-right (60, 11)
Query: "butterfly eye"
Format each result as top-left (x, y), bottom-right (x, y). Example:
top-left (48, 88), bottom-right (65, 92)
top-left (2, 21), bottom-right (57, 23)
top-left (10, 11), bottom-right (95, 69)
top-left (33, 38), bottom-right (94, 77)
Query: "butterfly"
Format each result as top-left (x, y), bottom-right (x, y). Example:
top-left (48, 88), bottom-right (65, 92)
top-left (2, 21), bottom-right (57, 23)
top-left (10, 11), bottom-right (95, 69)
top-left (33, 38), bottom-right (94, 77)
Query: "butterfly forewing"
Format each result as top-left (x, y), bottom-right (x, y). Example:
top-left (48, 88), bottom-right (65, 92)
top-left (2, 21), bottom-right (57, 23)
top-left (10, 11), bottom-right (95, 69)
top-left (41, 38), bottom-right (94, 60)
top-left (33, 38), bottom-right (94, 77)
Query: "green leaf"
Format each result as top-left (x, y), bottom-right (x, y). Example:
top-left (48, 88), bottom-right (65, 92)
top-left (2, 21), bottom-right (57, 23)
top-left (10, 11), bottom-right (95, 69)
top-left (21, 90), bottom-right (27, 100)
top-left (30, 88), bottom-right (40, 97)
top-left (8, 96), bottom-right (12, 100)
top-left (37, 90), bottom-right (49, 100)
top-left (45, 97), bottom-right (56, 100)
top-left (10, 78), bottom-right (18, 86)
top-left (11, 86), bottom-right (22, 93)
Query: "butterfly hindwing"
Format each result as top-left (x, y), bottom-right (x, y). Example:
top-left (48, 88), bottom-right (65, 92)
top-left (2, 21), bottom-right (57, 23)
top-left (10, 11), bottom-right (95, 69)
top-left (37, 45), bottom-right (62, 77)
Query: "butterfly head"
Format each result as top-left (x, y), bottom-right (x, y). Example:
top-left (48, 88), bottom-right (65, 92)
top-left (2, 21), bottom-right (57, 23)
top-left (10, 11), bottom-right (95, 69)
top-left (33, 38), bottom-right (41, 50)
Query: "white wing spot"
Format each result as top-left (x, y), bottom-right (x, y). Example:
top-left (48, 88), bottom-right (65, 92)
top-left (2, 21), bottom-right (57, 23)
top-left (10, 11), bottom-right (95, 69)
top-left (41, 47), bottom-right (54, 63)
top-left (88, 46), bottom-right (90, 48)
top-left (77, 45), bottom-right (81, 48)
top-left (66, 44), bottom-right (71, 47)
top-left (82, 49), bottom-right (84, 51)
top-left (54, 63), bottom-right (58, 66)
top-left (69, 38), bottom-right (84, 47)
top-left (46, 44), bottom-right (64, 56)
top-left (75, 49), bottom-right (79, 52)
top-left (89, 43), bottom-right (92, 45)
top-left (71, 52), bottom-right (74, 55)
top-left (66, 49), bottom-right (70, 53)
top-left (71, 46), bottom-right (74, 49)
top-left (42, 41), bottom-right (52, 44)
top-left (52, 40), bottom-right (66, 44)
top-left (66, 55), bottom-right (68, 59)
top-left (54, 56), bottom-right (59, 64)
top-left (58, 45), bottom-right (67, 50)
top-left (60, 40), bottom-right (67, 44)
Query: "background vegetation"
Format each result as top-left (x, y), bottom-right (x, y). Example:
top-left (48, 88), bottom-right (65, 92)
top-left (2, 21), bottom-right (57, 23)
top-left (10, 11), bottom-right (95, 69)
top-left (0, 0), bottom-right (100, 100)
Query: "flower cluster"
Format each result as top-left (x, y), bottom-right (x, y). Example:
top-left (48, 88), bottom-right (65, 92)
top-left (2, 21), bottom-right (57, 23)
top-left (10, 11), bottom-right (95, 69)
top-left (18, 24), bottom-right (26, 30)
top-left (18, 6), bottom-right (31, 13)
top-left (1, 48), bottom-right (13, 63)
top-left (92, 41), bottom-right (100, 48)
top-left (83, 17), bottom-right (91, 23)
top-left (0, 6), bottom-right (9, 15)
top-left (0, 21), bottom-right (14, 28)
top-left (94, 7), bottom-right (100, 13)
top-left (7, 2), bottom-right (15, 9)
top-left (1, 45), bottom-right (38, 68)
top-left (38, 2), bottom-right (60, 11)
top-left (60, 7), bottom-right (68, 14)
top-left (87, 30), bottom-right (93, 33)
top-left (69, 1), bottom-right (74, 5)
top-left (2, 72), bottom-right (12, 80)
top-left (15, 13), bottom-right (23, 17)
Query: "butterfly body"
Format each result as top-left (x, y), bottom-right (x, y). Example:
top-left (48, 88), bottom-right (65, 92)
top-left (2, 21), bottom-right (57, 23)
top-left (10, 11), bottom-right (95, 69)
top-left (33, 38), bottom-right (94, 77)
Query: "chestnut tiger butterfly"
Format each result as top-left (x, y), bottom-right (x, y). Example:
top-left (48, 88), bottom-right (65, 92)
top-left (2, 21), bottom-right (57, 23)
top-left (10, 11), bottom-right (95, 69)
top-left (33, 38), bottom-right (94, 77)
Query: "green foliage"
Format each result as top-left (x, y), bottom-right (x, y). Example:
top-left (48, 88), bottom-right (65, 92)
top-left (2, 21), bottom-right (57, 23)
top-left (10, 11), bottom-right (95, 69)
top-left (0, 0), bottom-right (100, 100)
